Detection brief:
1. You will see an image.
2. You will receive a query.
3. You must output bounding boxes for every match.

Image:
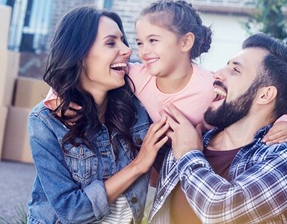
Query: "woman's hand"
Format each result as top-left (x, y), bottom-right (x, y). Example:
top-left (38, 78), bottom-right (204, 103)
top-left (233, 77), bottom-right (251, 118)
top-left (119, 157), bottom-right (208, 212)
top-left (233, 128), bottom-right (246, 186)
top-left (132, 117), bottom-right (169, 174)
top-left (263, 121), bottom-right (287, 145)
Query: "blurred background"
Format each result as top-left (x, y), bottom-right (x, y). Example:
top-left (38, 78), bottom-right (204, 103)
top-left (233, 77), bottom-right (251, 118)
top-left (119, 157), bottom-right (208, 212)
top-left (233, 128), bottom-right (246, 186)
top-left (0, 0), bottom-right (286, 222)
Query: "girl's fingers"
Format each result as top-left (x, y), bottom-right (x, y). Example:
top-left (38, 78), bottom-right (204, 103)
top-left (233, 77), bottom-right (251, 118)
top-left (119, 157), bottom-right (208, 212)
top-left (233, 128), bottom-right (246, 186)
top-left (165, 103), bottom-right (187, 124)
top-left (165, 129), bottom-right (174, 140)
top-left (160, 110), bottom-right (178, 130)
top-left (196, 123), bottom-right (203, 137)
top-left (263, 130), bottom-right (284, 142)
top-left (266, 137), bottom-right (287, 145)
top-left (69, 102), bottom-right (82, 110)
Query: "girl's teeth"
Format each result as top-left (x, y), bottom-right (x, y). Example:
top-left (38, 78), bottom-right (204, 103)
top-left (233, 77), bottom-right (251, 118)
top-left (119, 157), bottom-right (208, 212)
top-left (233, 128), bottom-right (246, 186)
top-left (147, 58), bottom-right (158, 63)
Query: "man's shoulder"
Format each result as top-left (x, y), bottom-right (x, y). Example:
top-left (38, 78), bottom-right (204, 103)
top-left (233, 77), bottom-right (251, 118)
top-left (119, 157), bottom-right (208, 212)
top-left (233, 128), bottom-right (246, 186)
top-left (256, 141), bottom-right (287, 156)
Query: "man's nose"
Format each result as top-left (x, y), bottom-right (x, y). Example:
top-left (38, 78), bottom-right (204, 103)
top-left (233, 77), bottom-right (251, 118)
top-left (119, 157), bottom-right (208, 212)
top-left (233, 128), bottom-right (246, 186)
top-left (213, 68), bottom-right (226, 81)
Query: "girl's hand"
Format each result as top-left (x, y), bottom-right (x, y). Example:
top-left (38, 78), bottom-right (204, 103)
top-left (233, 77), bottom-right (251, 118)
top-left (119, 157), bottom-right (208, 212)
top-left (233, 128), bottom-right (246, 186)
top-left (263, 121), bottom-right (287, 145)
top-left (132, 117), bottom-right (169, 174)
top-left (47, 99), bottom-right (82, 117)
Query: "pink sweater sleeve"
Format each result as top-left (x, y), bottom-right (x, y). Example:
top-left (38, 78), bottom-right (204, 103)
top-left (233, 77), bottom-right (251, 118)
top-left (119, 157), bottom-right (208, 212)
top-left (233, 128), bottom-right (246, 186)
top-left (275, 115), bottom-right (287, 123)
top-left (44, 88), bottom-right (58, 109)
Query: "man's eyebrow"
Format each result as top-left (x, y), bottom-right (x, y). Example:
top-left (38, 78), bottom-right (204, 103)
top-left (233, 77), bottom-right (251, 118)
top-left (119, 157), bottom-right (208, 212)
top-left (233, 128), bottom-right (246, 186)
top-left (227, 60), bottom-right (243, 67)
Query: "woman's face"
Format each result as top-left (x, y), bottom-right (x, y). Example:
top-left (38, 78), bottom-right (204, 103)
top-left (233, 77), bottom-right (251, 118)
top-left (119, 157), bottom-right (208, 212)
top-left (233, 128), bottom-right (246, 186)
top-left (80, 16), bottom-right (132, 95)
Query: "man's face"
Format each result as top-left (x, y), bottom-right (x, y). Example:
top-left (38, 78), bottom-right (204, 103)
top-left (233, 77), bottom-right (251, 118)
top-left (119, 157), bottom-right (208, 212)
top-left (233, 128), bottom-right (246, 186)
top-left (204, 48), bottom-right (268, 129)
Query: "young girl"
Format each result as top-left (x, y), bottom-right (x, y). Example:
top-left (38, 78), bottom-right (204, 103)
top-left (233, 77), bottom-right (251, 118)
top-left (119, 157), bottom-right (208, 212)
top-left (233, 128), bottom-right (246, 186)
top-left (27, 6), bottom-right (169, 224)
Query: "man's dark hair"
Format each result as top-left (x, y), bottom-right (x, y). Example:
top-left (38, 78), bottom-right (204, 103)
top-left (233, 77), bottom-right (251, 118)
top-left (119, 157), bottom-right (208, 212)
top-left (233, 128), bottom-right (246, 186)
top-left (242, 33), bottom-right (287, 119)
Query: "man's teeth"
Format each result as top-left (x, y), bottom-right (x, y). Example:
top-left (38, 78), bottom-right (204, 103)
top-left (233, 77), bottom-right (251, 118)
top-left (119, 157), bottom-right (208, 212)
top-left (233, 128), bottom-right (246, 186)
top-left (147, 58), bottom-right (159, 63)
top-left (214, 88), bottom-right (227, 97)
top-left (110, 63), bottom-right (127, 68)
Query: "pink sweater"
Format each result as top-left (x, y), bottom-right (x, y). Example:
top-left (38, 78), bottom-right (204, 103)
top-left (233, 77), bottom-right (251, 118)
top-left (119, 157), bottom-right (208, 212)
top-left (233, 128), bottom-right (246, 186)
top-left (129, 63), bottom-right (215, 125)
top-left (45, 63), bottom-right (215, 125)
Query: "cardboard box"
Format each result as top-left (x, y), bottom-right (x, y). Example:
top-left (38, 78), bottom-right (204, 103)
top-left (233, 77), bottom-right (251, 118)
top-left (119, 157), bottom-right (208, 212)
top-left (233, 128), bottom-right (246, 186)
top-left (0, 106), bottom-right (8, 158)
top-left (0, 5), bottom-right (11, 49)
top-left (2, 106), bottom-right (33, 163)
top-left (0, 49), bottom-right (9, 106)
top-left (0, 50), bottom-right (20, 106)
top-left (13, 76), bottom-right (50, 109)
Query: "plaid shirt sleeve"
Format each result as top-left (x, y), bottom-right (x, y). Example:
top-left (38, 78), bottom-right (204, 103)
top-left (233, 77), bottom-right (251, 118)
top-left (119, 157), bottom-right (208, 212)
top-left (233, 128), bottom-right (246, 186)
top-left (177, 149), bottom-right (287, 224)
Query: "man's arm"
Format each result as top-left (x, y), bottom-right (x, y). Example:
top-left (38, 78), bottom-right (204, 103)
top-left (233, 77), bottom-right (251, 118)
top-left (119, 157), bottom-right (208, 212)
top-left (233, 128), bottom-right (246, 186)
top-left (162, 103), bottom-right (287, 223)
top-left (177, 149), bottom-right (287, 223)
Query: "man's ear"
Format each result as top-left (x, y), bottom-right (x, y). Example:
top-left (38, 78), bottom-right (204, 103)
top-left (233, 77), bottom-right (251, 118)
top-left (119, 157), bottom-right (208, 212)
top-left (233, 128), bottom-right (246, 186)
top-left (257, 86), bottom-right (278, 105)
top-left (181, 32), bottom-right (195, 53)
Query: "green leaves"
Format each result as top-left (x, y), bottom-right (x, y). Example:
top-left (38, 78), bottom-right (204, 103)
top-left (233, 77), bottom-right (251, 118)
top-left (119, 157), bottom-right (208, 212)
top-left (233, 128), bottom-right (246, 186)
top-left (244, 0), bottom-right (287, 43)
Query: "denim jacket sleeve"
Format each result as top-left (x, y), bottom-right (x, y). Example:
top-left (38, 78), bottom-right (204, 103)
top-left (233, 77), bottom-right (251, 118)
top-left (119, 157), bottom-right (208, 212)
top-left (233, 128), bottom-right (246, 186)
top-left (28, 110), bottom-right (110, 223)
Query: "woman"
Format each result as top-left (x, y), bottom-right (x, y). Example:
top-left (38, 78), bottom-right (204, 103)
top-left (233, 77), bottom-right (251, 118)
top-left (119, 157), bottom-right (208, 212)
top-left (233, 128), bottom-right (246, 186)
top-left (27, 6), bottom-right (169, 224)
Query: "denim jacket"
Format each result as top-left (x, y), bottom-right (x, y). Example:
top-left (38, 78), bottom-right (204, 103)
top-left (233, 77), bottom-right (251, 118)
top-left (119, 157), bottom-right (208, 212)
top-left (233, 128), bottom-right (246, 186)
top-left (27, 98), bottom-right (150, 224)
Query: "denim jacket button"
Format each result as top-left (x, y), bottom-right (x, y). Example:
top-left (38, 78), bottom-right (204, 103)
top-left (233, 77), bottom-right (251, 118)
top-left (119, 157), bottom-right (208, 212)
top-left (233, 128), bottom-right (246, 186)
top-left (131, 196), bottom-right (138, 204)
top-left (135, 136), bottom-right (143, 145)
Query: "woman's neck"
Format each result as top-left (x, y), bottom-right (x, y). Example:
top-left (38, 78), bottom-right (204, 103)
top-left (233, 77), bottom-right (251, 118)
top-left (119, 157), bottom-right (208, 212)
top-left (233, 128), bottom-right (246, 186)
top-left (88, 89), bottom-right (108, 123)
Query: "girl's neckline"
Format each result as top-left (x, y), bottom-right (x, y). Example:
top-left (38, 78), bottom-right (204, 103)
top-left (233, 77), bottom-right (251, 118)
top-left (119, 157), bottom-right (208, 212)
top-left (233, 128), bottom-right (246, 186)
top-left (154, 63), bottom-right (197, 96)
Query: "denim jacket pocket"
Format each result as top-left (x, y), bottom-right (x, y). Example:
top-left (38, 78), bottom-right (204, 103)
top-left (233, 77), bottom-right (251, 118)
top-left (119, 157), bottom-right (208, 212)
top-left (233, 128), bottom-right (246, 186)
top-left (63, 144), bottom-right (98, 187)
top-left (132, 122), bottom-right (149, 148)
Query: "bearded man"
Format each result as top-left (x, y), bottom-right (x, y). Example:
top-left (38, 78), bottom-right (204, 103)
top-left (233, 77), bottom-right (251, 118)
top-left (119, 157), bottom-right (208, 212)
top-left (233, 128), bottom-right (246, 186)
top-left (149, 33), bottom-right (287, 224)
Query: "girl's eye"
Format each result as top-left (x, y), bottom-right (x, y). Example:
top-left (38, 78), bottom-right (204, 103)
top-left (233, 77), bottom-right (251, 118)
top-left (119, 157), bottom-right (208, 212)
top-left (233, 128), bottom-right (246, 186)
top-left (136, 42), bottom-right (143, 46)
top-left (150, 39), bottom-right (158, 43)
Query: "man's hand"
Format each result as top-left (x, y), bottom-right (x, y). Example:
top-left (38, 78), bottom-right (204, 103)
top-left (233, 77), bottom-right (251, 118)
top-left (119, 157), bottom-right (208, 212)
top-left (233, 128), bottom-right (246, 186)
top-left (161, 103), bottom-right (203, 159)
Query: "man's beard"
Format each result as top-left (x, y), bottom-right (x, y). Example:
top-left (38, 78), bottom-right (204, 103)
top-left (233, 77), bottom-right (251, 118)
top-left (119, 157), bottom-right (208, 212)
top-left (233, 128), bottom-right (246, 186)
top-left (204, 81), bottom-right (260, 129)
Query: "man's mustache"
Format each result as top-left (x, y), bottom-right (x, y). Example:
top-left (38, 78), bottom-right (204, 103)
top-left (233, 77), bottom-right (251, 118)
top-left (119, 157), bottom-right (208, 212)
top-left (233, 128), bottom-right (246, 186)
top-left (213, 80), bottom-right (227, 93)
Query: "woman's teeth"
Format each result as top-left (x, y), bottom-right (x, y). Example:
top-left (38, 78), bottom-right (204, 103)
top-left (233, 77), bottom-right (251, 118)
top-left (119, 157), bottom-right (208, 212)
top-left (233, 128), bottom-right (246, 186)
top-left (110, 63), bottom-right (127, 70)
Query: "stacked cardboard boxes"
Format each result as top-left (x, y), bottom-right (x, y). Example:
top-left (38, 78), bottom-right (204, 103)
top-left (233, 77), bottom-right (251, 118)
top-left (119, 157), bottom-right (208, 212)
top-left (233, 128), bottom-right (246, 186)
top-left (0, 5), bottom-right (50, 163)
top-left (0, 5), bottom-right (12, 159)
top-left (2, 77), bottom-right (50, 163)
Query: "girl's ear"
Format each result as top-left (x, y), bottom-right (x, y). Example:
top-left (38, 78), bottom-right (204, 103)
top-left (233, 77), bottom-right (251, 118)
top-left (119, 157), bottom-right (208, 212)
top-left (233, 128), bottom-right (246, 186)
top-left (181, 32), bottom-right (195, 53)
top-left (257, 86), bottom-right (278, 105)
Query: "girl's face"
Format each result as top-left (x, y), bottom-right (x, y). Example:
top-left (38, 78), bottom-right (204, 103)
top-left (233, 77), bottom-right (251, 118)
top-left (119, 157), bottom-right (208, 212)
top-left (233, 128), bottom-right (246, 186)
top-left (80, 16), bottom-right (132, 94)
top-left (136, 17), bottom-right (185, 78)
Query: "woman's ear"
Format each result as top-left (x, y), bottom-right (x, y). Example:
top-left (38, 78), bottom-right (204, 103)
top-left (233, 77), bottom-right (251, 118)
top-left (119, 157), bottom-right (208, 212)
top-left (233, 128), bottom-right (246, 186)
top-left (181, 32), bottom-right (195, 53)
top-left (257, 86), bottom-right (278, 105)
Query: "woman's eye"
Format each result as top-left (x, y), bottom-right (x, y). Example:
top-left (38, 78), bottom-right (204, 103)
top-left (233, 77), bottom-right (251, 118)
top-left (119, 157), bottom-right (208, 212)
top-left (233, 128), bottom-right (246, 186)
top-left (107, 42), bottom-right (115, 46)
top-left (136, 42), bottom-right (142, 46)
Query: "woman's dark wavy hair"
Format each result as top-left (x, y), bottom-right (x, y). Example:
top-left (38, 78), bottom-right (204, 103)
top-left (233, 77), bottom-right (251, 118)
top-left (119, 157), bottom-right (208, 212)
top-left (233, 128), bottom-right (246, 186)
top-left (139, 0), bottom-right (212, 60)
top-left (43, 6), bottom-right (138, 156)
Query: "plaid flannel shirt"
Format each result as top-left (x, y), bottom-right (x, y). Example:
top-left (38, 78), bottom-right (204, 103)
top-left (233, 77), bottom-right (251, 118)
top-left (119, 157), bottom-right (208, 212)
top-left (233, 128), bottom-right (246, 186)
top-left (149, 125), bottom-right (287, 224)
